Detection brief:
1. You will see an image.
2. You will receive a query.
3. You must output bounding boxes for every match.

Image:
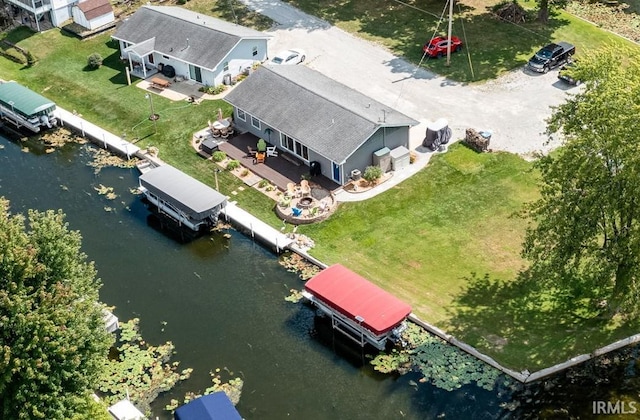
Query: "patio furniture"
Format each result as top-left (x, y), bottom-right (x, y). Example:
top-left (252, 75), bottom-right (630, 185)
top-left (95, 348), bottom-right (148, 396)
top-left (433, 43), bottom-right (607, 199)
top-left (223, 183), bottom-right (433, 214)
top-left (266, 146), bottom-right (278, 157)
top-left (220, 128), bottom-right (229, 139)
top-left (246, 146), bottom-right (256, 158)
top-left (300, 179), bottom-right (311, 196)
top-left (212, 119), bottom-right (230, 130)
top-left (292, 207), bottom-right (303, 217)
top-left (254, 152), bottom-right (266, 164)
top-left (286, 182), bottom-right (300, 198)
top-left (150, 77), bottom-right (170, 90)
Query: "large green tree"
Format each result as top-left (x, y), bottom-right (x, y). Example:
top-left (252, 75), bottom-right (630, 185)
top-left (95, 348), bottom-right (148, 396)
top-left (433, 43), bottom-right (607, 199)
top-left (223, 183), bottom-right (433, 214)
top-left (522, 46), bottom-right (640, 315)
top-left (0, 198), bottom-right (113, 419)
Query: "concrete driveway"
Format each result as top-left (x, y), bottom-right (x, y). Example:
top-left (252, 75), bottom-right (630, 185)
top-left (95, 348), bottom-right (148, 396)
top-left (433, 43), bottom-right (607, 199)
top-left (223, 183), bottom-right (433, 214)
top-left (240, 0), bottom-right (574, 158)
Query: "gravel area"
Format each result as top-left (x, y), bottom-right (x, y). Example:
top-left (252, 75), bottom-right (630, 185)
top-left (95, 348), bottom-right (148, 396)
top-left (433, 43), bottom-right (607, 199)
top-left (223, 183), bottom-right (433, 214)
top-left (241, 0), bottom-right (577, 158)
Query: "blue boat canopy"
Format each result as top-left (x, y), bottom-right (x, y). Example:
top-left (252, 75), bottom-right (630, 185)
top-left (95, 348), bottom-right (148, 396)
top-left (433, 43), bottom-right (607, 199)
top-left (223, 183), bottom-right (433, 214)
top-left (174, 392), bottom-right (241, 420)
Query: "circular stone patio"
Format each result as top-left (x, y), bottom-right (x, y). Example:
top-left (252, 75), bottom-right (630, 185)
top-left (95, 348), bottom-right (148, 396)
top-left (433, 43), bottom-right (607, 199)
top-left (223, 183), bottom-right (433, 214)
top-left (275, 183), bottom-right (337, 225)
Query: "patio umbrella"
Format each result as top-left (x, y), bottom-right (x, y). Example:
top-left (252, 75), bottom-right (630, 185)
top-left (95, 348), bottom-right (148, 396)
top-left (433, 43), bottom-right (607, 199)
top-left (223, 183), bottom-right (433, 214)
top-left (257, 138), bottom-right (267, 152)
top-left (217, 108), bottom-right (223, 121)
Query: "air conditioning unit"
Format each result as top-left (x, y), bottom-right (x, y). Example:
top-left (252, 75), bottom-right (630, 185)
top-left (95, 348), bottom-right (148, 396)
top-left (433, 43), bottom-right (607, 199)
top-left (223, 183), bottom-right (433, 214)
top-left (351, 169), bottom-right (361, 180)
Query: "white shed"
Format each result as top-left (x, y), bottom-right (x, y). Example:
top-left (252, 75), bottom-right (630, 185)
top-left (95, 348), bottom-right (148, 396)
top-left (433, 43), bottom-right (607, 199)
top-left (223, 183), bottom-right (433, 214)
top-left (72, 0), bottom-right (115, 31)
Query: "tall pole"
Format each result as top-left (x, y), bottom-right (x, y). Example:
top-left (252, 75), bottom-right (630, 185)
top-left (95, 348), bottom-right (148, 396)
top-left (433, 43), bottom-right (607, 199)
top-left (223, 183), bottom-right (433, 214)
top-left (446, 0), bottom-right (454, 66)
top-left (145, 94), bottom-right (157, 134)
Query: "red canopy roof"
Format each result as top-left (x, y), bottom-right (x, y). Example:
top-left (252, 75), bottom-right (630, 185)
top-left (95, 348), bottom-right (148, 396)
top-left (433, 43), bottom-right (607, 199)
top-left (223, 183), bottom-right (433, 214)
top-left (304, 264), bottom-right (411, 335)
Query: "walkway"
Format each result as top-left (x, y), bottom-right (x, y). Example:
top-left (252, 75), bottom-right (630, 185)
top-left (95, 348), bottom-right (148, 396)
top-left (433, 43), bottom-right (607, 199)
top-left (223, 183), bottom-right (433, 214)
top-left (55, 107), bottom-right (140, 158)
top-left (221, 201), bottom-right (293, 252)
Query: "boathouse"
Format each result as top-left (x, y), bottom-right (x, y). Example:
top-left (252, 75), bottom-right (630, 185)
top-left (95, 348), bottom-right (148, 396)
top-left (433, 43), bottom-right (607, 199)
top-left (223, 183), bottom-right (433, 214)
top-left (174, 392), bottom-right (241, 420)
top-left (303, 264), bottom-right (412, 350)
top-left (0, 81), bottom-right (57, 133)
top-left (139, 165), bottom-right (227, 232)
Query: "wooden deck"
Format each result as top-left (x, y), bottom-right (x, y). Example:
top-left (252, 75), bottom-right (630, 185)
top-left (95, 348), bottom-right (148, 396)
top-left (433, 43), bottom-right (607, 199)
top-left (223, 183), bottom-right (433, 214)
top-left (218, 132), bottom-right (339, 192)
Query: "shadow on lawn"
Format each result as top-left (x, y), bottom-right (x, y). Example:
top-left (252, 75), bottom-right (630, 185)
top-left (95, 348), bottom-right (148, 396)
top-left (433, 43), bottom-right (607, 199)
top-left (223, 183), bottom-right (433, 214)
top-left (445, 268), bottom-right (640, 371)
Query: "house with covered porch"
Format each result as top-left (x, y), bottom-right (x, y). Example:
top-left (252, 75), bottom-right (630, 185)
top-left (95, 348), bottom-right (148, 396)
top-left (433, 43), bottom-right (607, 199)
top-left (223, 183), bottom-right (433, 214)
top-left (223, 65), bottom-right (419, 186)
top-left (111, 6), bottom-right (271, 85)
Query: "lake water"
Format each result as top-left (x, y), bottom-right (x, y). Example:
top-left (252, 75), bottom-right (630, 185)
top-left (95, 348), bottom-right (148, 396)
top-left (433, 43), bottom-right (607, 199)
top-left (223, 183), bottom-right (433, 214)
top-left (1, 133), bottom-right (639, 419)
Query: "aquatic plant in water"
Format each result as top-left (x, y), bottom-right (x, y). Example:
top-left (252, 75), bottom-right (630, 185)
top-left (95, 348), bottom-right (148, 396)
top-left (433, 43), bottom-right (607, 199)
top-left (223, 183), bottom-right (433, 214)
top-left (279, 252), bottom-right (321, 280)
top-left (371, 323), bottom-right (503, 391)
top-left (165, 368), bottom-right (244, 412)
top-left (97, 319), bottom-right (192, 414)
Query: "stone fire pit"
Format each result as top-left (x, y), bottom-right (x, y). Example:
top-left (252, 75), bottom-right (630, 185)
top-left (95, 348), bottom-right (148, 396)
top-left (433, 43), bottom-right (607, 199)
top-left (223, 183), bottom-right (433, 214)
top-left (275, 183), bottom-right (336, 225)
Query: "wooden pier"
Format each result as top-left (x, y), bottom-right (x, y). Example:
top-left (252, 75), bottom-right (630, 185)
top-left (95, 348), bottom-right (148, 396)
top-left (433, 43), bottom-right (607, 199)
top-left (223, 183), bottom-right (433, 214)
top-left (221, 201), bottom-right (293, 253)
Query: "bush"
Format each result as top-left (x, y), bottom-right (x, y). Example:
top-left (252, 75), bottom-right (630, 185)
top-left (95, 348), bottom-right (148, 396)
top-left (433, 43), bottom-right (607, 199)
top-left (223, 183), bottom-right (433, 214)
top-left (363, 166), bottom-right (383, 184)
top-left (199, 84), bottom-right (227, 95)
top-left (240, 169), bottom-right (249, 177)
top-left (87, 53), bottom-right (103, 70)
top-left (258, 179), bottom-right (270, 188)
top-left (25, 50), bottom-right (36, 67)
top-left (211, 151), bottom-right (227, 162)
top-left (226, 160), bottom-right (240, 171)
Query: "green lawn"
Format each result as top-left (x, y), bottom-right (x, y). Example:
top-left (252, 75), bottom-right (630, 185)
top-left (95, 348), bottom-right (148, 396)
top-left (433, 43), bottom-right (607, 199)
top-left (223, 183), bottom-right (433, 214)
top-left (284, 0), bottom-right (636, 82)
top-left (1, 0), bottom-right (639, 370)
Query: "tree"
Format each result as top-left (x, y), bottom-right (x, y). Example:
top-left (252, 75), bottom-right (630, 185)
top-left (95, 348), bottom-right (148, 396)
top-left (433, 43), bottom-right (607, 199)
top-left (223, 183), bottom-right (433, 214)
top-left (0, 198), bottom-right (113, 419)
top-left (522, 46), bottom-right (640, 315)
top-left (535, 0), bottom-right (568, 23)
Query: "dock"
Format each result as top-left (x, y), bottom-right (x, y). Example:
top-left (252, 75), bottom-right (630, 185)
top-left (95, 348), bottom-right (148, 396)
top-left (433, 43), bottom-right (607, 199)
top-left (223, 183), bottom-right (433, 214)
top-left (221, 201), bottom-right (293, 252)
top-left (55, 107), bottom-right (140, 158)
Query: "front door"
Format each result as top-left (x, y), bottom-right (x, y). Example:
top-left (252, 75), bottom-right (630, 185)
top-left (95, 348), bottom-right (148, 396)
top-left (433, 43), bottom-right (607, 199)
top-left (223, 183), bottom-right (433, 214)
top-left (189, 65), bottom-right (202, 83)
top-left (332, 162), bottom-right (341, 184)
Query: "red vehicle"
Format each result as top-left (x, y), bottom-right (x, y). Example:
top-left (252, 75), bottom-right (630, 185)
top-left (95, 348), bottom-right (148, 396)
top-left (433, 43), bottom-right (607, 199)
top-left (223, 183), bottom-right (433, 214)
top-left (423, 36), bottom-right (463, 58)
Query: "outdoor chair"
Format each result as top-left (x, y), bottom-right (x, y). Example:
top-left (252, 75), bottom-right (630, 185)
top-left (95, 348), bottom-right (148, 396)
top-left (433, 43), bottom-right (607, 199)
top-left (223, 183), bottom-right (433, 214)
top-left (246, 146), bottom-right (256, 158)
top-left (286, 182), bottom-right (299, 198)
top-left (292, 207), bottom-right (303, 217)
top-left (254, 152), bottom-right (266, 164)
top-left (300, 179), bottom-right (311, 196)
top-left (266, 146), bottom-right (278, 157)
top-left (220, 128), bottom-right (229, 139)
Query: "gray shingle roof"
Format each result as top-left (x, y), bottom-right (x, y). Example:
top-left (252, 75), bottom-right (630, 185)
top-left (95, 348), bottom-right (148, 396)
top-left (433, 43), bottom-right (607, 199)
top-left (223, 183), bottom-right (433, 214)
top-left (224, 65), bottom-right (419, 163)
top-left (139, 165), bottom-right (227, 220)
top-left (112, 6), bottom-right (270, 71)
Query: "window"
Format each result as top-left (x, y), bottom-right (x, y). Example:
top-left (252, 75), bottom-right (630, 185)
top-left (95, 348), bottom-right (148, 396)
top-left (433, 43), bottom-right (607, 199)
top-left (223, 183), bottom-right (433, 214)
top-left (252, 46), bottom-right (258, 57)
top-left (223, 61), bottom-right (229, 72)
top-left (237, 109), bottom-right (246, 121)
top-left (251, 116), bottom-right (260, 129)
top-left (280, 134), bottom-right (309, 161)
top-left (162, 55), bottom-right (170, 60)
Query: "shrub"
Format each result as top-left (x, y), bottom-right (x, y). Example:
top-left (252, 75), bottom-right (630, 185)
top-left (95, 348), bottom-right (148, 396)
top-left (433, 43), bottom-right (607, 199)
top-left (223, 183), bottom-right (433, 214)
top-left (211, 151), bottom-right (227, 162)
top-left (258, 179), bottom-right (270, 188)
top-left (87, 53), bottom-right (103, 70)
top-left (363, 166), bottom-right (383, 185)
top-left (226, 160), bottom-right (240, 171)
top-left (278, 197), bottom-right (291, 208)
top-left (240, 169), bottom-right (249, 177)
top-left (25, 50), bottom-right (36, 66)
top-left (199, 84), bottom-right (227, 95)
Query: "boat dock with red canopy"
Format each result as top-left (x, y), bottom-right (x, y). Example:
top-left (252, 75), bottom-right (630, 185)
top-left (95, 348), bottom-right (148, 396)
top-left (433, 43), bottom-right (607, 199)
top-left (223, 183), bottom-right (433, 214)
top-left (303, 264), bottom-right (412, 350)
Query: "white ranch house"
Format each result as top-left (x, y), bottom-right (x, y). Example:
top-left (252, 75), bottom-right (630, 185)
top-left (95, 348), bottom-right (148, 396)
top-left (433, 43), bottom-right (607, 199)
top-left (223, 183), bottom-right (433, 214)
top-left (111, 6), bottom-right (271, 86)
